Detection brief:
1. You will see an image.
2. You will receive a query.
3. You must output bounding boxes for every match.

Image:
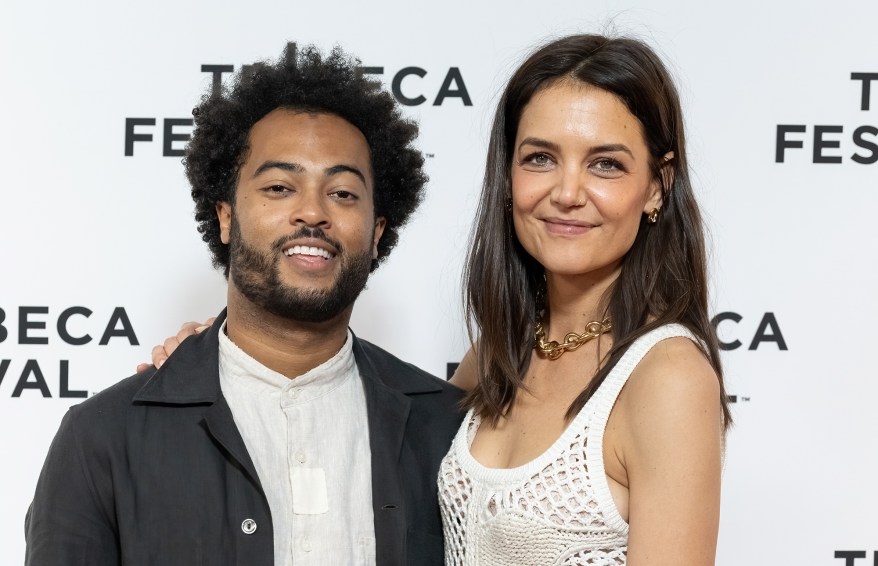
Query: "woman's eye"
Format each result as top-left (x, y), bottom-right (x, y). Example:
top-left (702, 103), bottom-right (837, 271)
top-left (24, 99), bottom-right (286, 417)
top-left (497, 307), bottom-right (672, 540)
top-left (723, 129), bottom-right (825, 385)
top-left (521, 152), bottom-right (554, 168)
top-left (592, 158), bottom-right (625, 176)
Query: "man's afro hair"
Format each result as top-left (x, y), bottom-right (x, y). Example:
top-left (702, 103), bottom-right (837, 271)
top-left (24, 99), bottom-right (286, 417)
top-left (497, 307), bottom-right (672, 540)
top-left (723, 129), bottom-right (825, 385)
top-left (184, 42), bottom-right (427, 274)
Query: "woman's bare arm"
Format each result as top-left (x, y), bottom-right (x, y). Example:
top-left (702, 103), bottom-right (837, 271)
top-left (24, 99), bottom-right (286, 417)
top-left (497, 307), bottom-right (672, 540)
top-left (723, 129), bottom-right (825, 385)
top-left (448, 347), bottom-right (479, 392)
top-left (619, 337), bottom-right (723, 566)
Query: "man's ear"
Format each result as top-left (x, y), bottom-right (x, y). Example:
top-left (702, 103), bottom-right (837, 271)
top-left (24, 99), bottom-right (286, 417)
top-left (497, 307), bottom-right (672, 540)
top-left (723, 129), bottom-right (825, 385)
top-left (645, 152), bottom-right (674, 214)
top-left (372, 217), bottom-right (387, 259)
top-left (216, 202), bottom-right (232, 244)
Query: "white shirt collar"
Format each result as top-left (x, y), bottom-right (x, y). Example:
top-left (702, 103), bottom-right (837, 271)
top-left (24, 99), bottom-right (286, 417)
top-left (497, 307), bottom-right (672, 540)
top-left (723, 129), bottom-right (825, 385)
top-left (218, 321), bottom-right (356, 403)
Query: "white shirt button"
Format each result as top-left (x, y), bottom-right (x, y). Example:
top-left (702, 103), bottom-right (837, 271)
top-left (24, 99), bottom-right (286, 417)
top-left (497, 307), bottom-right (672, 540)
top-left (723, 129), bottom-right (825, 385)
top-left (241, 518), bottom-right (257, 534)
top-left (296, 451), bottom-right (307, 463)
top-left (302, 537), bottom-right (312, 552)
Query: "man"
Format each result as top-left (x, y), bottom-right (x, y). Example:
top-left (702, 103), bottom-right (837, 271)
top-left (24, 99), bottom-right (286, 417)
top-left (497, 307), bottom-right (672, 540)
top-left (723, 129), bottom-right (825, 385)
top-left (25, 43), bottom-right (463, 565)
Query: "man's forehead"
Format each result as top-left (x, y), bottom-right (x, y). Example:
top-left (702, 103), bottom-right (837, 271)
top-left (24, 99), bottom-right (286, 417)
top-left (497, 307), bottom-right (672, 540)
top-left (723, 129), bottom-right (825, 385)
top-left (238, 109), bottom-right (375, 186)
top-left (247, 110), bottom-right (370, 159)
top-left (252, 108), bottom-right (368, 144)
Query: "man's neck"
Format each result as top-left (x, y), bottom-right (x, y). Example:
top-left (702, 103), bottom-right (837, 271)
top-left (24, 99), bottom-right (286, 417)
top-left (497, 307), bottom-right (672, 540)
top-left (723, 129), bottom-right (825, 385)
top-left (224, 285), bottom-right (353, 380)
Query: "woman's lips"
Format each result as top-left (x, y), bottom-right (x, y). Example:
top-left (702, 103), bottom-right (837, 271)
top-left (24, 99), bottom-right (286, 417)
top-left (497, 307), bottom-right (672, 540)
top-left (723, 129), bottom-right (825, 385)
top-left (542, 217), bottom-right (597, 235)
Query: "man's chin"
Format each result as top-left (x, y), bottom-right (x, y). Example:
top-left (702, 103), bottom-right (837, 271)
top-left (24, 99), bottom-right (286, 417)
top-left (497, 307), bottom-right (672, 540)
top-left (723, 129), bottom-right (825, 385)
top-left (258, 284), bottom-right (359, 323)
top-left (264, 300), bottom-right (353, 325)
top-left (274, 279), bottom-right (337, 297)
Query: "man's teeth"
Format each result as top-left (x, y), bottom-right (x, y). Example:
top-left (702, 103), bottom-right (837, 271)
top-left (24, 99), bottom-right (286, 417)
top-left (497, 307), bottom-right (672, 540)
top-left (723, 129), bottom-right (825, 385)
top-left (284, 246), bottom-right (333, 259)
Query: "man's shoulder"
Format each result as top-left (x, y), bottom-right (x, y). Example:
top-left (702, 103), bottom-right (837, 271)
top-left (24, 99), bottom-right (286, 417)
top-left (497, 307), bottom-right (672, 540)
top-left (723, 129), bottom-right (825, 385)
top-left (352, 336), bottom-right (463, 399)
top-left (66, 367), bottom-right (157, 424)
top-left (353, 336), bottom-right (465, 437)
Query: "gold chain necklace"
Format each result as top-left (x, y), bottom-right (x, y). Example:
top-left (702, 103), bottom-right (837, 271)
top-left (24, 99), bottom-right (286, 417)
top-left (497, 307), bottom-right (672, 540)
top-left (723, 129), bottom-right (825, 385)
top-left (533, 317), bottom-right (612, 360)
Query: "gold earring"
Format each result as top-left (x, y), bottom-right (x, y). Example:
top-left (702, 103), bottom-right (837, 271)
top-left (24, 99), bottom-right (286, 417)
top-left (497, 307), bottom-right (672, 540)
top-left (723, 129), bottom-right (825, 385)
top-left (647, 208), bottom-right (660, 223)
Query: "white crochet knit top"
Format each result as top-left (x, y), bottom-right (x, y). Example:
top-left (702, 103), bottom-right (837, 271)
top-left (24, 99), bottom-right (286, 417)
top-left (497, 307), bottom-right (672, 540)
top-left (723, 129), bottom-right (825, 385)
top-left (438, 324), bottom-right (696, 565)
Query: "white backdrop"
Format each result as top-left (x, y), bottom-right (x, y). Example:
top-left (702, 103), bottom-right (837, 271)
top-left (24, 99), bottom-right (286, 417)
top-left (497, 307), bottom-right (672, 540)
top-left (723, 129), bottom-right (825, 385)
top-left (1, 1), bottom-right (876, 564)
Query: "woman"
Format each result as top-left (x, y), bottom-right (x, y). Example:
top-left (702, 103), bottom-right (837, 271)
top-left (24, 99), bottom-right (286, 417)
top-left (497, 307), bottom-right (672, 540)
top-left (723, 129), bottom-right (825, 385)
top-left (438, 34), bottom-right (730, 565)
top-left (150, 34), bottom-right (730, 565)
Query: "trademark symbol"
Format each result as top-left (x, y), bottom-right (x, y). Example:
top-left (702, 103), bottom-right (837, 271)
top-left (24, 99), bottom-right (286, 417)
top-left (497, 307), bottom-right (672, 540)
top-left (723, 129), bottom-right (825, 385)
top-left (425, 153), bottom-right (435, 158)
top-left (741, 397), bottom-right (751, 402)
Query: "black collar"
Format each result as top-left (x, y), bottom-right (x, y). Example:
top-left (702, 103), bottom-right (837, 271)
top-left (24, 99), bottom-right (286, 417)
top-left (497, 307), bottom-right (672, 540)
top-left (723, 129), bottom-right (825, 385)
top-left (133, 308), bottom-right (444, 405)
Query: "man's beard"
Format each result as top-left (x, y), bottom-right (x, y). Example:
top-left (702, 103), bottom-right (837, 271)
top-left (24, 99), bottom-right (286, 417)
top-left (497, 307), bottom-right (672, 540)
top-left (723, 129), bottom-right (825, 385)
top-left (228, 219), bottom-right (374, 324)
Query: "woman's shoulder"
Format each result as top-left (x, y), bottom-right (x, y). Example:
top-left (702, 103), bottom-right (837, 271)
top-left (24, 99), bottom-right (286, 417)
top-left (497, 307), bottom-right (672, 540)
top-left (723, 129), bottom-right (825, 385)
top-left (607, 329), bottom-right (723, 502)
top-left (626, 331), bottom-right (719, 406)
top-left (611, 328), bottom-right (722, 450)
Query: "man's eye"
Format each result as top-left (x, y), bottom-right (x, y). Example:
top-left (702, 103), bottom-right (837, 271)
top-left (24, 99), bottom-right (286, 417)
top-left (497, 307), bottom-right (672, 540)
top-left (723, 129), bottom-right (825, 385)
top-left (332, 190), bottom-right (357, 200)
top-left (266, 185), bottom-right (290, 193)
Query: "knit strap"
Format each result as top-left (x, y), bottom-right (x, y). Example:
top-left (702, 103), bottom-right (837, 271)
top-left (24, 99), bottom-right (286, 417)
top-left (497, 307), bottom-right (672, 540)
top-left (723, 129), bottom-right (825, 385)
top-left (584, 323), bottom-right (699, 535)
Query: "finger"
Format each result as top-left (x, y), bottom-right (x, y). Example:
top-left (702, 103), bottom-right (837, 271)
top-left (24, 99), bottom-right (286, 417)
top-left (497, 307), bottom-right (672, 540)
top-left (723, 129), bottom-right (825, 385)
top-left (175, 321), bottom-right (203, 343)
top-left (152, 344), bottom-right (170, 369)
top-left (136, 363), bottom-right (150, 373)
top-left (194, 317), bottom-right (216, 334)
top-left (163, 336), bottom-right (181, 358)
top-left (192, 317), bottom-right (216, 335)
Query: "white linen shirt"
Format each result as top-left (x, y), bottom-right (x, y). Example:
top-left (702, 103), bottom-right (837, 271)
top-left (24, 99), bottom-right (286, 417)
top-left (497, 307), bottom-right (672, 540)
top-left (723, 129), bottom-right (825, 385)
top-left (218, 325), bottom-right (376, 566)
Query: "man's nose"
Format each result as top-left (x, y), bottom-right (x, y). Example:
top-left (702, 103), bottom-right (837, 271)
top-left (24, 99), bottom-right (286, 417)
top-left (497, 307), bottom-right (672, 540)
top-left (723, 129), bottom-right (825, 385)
top-left (290, 190), bottom-right (330, 227)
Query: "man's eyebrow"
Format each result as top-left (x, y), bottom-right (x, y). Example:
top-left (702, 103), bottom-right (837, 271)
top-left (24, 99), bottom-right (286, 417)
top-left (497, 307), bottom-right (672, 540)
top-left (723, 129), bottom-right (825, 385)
top-left (251, 161), bottom-right (366, 185)
top-left (251, 160), bottom-right (303, 178)
top-left (325, 164), bottom-right (367, 186)
top-left (517, 138), bottom-right (635, 159)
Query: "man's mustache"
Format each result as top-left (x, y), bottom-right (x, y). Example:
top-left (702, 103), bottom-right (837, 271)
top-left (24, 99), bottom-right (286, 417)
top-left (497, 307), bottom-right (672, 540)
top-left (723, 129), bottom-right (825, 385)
top-left (272, 227), bottom-right (344, 254)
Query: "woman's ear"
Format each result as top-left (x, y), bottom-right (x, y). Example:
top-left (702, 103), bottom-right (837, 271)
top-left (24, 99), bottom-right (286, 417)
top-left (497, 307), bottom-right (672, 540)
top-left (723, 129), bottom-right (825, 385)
top-left (645, 152), bottom-right (675, 213)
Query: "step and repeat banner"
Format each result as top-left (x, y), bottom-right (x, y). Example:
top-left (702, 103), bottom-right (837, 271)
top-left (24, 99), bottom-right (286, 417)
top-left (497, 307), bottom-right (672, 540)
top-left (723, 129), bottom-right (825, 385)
top-left (1, 0), bottom-right (875, 563)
